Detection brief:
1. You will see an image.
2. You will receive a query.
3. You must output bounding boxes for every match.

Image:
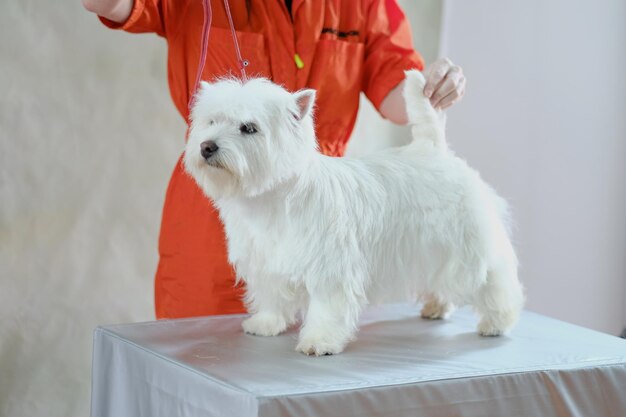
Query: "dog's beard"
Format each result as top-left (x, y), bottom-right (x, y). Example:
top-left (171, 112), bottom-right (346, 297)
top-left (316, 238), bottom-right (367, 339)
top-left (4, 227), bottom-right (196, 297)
top-left (205, 156), bottom-right (226, 170)
top-left (202, 150), bottom-right (239, 177)
top-left (199, 151), bottom-right (246, 193)
top-left (190, 154), bottom-right (241, 200)
top-left (206, 147), bottom-right (252, 181)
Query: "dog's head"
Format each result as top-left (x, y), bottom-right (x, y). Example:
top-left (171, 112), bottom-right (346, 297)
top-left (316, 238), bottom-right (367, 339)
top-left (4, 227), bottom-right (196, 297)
top-left (184, 77), bottom-right (317, 199)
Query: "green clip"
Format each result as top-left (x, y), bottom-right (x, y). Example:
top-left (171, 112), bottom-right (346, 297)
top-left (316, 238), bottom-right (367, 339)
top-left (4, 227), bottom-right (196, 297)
top-left (294, 53), bottom-right (304, 69)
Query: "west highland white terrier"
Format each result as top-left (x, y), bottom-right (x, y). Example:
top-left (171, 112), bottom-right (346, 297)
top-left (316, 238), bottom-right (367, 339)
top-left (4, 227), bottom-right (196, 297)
top-left (184, 71), bottom-right (524, 356)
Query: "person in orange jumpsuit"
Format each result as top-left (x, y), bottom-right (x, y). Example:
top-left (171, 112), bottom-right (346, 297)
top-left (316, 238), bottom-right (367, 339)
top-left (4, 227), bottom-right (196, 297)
top-left (83, 0), bottom-right (466, 319)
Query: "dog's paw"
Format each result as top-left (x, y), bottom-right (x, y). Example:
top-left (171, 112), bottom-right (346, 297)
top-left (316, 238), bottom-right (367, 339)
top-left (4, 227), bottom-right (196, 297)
top-left (477, 319), bottom-right (506, 337)
top-left (420, 298), bottom-right (455, 320)
top-left (242, 313), bottom-right (287, 337)
top-left (295, 337), bottom-right (346, 356)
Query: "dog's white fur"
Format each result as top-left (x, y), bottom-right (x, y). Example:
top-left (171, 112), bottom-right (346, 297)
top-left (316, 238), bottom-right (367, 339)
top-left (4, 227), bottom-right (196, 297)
top-left (184, 71), bottom-right (524, 356)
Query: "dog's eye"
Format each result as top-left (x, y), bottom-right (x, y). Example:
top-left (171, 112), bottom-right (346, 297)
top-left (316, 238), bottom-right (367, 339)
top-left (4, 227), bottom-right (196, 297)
top-left (209, 120), bottom-right (215, 125)
top-left (239, 122), bottom-right (258, 135)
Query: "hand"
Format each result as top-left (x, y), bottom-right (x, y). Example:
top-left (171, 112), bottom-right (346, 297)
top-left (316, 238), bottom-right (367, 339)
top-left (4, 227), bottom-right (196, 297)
top-left (423, 58), bottom-right (466, 110)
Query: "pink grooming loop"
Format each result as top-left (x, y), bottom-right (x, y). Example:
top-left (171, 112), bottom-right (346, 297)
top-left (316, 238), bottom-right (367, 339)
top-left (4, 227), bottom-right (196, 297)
top-left (223, 0), bottom-right (249, 81)
top-left (188, 0), bottom-right (248, 113)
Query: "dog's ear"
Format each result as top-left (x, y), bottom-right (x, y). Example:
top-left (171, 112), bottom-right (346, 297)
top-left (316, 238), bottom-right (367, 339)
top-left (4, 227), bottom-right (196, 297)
top-left (293, 89), bottom-right (316, 120)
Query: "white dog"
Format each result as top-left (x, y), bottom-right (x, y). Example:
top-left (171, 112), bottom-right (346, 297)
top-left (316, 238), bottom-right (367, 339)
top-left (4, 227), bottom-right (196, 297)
top-left (184, 71), bottom-right (524, 356)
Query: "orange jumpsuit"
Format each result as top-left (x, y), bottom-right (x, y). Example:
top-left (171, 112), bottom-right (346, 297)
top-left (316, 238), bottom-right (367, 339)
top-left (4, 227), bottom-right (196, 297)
top-left (100, 0), bottom-right (423, 318)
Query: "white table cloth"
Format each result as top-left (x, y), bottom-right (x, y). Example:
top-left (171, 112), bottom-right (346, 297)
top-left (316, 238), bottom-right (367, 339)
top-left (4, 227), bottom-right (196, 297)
top-left (91, 304), bottom-right (626, 417)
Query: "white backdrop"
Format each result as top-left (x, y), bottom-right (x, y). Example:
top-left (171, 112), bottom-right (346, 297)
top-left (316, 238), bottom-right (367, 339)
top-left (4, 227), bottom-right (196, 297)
top-left (440, 0), bottom-right (626, 335)
top-left (0, 1), bottom-right (183, 416)
top-left (0, 1), bottom-right (442, 417)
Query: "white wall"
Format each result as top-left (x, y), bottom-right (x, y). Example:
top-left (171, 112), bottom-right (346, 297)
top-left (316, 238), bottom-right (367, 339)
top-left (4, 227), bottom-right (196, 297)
top-left (440, 0), bottom-right (626, 335)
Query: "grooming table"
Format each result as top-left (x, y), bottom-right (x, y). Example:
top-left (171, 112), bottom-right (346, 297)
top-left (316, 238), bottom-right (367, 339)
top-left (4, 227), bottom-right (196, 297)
top-left (91, 304), bottom-right (626, 417)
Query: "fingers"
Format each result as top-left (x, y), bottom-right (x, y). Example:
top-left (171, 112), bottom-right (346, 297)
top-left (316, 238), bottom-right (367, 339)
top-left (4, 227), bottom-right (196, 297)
top-left (423, 57), bottom-right (452, 98)
top-left (427, 62), bottom-right (465, 110)
top-left (433, 75), bottom-right (466, 110)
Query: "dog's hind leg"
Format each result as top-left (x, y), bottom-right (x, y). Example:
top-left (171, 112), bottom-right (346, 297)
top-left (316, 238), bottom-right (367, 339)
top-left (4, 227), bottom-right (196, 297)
top-left (473, 262), bottom-right (524, 336)
top-left (420, 294), bottom-right (455, 320)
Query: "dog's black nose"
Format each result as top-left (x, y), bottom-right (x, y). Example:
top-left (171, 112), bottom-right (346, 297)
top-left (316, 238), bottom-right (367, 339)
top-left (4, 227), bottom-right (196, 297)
top-left (200, 140), bottom-right (219, 159)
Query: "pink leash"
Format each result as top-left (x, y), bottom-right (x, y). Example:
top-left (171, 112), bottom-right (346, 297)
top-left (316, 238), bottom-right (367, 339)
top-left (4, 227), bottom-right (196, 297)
top-left (189, 0), bottom-right (249, 113)
top-left (222, 0), bottom-right (249, 81)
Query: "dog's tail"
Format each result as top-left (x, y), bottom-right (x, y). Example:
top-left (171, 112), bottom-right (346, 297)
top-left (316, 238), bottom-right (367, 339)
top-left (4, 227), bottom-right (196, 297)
top-left (403, 70), bottom-right (446, 149)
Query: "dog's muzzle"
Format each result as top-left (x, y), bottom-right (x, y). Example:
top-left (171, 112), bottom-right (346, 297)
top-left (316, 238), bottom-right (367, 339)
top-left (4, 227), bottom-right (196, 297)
top-left (200, 140), bottom-right (219, 160)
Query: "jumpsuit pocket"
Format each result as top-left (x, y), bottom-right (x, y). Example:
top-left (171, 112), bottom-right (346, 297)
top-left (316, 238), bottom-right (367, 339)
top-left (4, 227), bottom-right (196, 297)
top-left (309, 39), bottom-right (364, 93)
top-left (202, 28), bottom-right (272, 80)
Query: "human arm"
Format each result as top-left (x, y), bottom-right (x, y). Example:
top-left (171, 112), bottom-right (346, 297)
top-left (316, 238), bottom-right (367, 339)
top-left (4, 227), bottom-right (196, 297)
top-left (361, 0), bottom-right (425, 121)
top-left (82, 0), bottom-right (134, 23)
top-left (82, 0), bottom-right (168, 37)
top-left (380, 57), bottom-right (466, 124)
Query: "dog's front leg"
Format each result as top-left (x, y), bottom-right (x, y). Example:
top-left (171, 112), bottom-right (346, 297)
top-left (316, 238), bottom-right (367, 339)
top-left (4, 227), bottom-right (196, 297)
top-left (241, 279), bottom-right (298, 337)
top-left (296, 288), bottom-right (363, 356)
